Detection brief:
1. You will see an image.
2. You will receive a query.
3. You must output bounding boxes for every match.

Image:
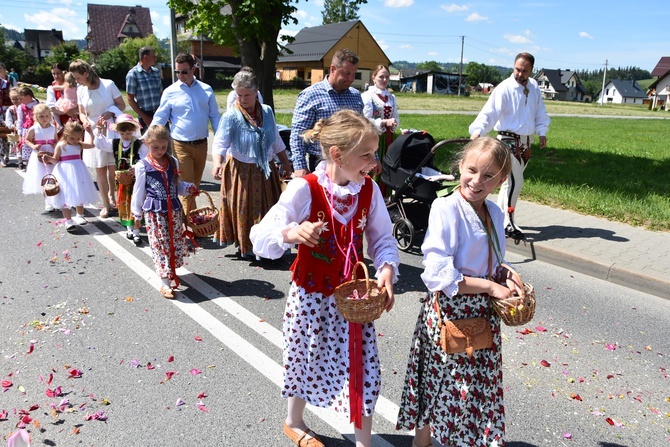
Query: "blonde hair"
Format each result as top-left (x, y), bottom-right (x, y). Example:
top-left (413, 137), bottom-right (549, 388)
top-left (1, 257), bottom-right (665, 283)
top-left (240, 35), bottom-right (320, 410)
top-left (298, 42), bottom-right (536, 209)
top-left (61, 120), bottom-right (85, 142)
top-left (302, 110), bottom-right (378, 161)
top-left (69, 59), bottom-right (99, 86)
top-left (453, 136), bottom-right (512, 179)
top-left (144, 124), bottom-right (178, 181)
top-left (9, 87), bottom-right (20, 99)
top-left (64, 72), bottom-right (77, 88)
top-left (32, 104), bottom-right (52, 117)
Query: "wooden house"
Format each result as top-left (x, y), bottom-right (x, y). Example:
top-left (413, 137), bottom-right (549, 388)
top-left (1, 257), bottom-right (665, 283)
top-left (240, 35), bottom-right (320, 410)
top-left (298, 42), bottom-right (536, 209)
top-left (24, 29), bottom-right (64, 62)
top-left (276, 20), bottom-right (390, 90)
top-left (85, 4), bottom-right (153, 58)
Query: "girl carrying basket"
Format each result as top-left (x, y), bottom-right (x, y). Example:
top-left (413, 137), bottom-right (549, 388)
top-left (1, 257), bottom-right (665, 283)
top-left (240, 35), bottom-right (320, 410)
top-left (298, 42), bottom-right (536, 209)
top-left (130, 125), bottom-right (198, 299)
top-left (250, 110), bottom-right (399, 447)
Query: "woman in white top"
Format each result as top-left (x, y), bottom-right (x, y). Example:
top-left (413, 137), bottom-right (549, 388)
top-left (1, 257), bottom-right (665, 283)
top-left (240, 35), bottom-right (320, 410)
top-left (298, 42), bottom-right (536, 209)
top-left (361, 65), bottom-right (399, 194)
top-left (70, 59), bottom-right (125, 218)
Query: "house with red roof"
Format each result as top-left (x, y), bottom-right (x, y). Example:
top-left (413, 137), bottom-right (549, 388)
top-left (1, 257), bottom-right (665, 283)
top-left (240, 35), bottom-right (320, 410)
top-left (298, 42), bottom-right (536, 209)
top-left (85, 4), bottom-right (153, 59)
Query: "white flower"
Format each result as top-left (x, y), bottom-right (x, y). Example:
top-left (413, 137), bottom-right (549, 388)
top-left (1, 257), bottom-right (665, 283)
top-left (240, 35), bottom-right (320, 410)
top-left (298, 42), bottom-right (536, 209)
top-left (317, 219), bottom-right (329, 235)
top-left (357, 216), bottom-right (367, 230)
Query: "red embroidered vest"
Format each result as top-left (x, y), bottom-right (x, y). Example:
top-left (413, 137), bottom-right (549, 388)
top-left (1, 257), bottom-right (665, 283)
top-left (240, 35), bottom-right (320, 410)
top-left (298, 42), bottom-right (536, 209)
top-left (290, 174), bottom-right (373, 295)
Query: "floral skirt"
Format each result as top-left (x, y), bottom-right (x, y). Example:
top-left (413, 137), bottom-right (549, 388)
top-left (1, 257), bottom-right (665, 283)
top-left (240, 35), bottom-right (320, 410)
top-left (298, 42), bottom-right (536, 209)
top-left (396, 291), bottom-right (505, 447)
top-left (218, 157), bottom-right (282, 256)
top-left (145, 211), bottom-right (191, 279)
top-left (282, 282), bottom-right (381, 418)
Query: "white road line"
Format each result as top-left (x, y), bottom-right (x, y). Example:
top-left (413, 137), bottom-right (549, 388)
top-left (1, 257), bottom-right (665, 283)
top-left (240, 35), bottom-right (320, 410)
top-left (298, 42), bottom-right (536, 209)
top-left (79, 218), bottom-right (402, 446)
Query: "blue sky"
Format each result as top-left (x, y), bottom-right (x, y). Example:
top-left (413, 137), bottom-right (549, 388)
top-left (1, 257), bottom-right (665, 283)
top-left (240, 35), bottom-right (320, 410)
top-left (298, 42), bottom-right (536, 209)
top-left (2, 0), bottom-right (669, 72)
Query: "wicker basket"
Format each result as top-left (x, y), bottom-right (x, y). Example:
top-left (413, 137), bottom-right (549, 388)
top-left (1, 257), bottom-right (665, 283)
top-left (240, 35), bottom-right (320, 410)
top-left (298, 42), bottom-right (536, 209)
top-left (115, 170), bottom-right (134, 185)
top-left (333, 261), bottom-right (388, 324)
top-left (37, 151), bottom-right (53, 163)
top-left (492, 264), bottom-right (536, 326)
top-left (41, 174), bottom-right (60, 197)
top-left (7, 133), bottom-right (20, 143)
top-left (186, 190), bottom-right (219, 237)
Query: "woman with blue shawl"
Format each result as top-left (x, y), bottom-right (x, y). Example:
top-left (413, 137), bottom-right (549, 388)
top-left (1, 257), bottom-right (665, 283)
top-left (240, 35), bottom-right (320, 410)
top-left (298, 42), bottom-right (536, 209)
top-left (211, 68), bottom-right (293, 257)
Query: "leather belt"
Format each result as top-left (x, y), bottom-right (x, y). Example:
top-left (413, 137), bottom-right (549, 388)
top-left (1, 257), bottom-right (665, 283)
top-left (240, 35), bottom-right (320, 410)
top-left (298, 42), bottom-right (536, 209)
top-left (173, 138), bottom-right (207, 146)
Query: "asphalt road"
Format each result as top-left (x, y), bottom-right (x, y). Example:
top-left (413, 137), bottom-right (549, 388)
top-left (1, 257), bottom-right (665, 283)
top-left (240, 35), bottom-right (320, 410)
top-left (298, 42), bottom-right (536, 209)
top-left (1, 160), bottom-right (669, 447)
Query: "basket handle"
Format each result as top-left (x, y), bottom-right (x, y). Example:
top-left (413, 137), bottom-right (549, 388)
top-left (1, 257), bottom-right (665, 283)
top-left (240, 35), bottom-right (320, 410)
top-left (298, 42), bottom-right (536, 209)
top-left (351, 261), bottom-right (372, 293)
top-left (186, 189), bottom-right (213, 214)
top-left (497, 263), bottom-right (524, 298)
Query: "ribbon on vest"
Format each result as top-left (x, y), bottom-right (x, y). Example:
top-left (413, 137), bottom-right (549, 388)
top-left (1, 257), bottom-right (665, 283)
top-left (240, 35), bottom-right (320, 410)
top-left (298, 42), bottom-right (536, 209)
top-left (34, 139), bottom-right (57, 145)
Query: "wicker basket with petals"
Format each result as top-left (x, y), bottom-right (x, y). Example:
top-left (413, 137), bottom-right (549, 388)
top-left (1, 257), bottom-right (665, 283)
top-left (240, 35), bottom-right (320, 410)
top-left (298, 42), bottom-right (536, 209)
top-left (41, 174), bottom-right (60, 197)
top-left (7, 133), bottom-right (20, 144)
top-left (114, 158), bottom-right (135, 185)
top-left (186, 190), bottom-right (219, 237)
top-left (333, 261), bottom-right (388, 324)
top-left (492, 263), bottom-right (536, 326)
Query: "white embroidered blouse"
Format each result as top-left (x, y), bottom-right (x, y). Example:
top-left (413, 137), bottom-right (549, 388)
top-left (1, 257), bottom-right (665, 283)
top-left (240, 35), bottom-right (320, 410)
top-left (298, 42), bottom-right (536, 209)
top-left (250, 161), bottom-right (400, 282)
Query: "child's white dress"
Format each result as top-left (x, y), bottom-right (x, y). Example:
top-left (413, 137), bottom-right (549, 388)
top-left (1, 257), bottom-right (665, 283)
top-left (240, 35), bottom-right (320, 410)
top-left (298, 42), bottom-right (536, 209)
top-left (47, 143), bottom-right (99, 209)
top-left (22, 124), bottom-right (57, 195)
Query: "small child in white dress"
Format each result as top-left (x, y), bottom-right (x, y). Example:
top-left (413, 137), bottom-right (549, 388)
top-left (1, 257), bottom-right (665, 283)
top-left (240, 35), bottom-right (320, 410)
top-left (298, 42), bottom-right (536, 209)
top-left (53, 72), bottom-right (78, 116)
top-left (22, 104), bottom-right (57, 211)
top-left (44, 121), bottom-right (100, 231)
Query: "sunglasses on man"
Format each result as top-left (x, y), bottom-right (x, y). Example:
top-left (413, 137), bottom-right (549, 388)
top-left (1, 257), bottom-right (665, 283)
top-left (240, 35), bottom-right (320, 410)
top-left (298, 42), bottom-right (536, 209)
top-left (174, 69), bottom-right (191, 75)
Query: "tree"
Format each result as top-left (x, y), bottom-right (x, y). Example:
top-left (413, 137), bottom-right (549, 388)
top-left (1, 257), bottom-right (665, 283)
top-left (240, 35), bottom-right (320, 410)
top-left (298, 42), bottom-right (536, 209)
top-left (464, 61), bottom-right (502, 87)
top-left (95, 36), bottom-right (169, 91)
top-left (168, 0), bottom-right (300, 110)
top-left (44, 43), bottom-right (85, 67)
top-left (321, 0), bottom-right (368, 24)
top-left (416, 61), bottom-right (443, 72)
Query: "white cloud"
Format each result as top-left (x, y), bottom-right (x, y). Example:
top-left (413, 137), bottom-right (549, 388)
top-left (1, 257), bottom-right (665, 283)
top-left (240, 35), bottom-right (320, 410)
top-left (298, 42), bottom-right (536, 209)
top-left (377, 39), bottom-right (389, 50)
top-left (385, 0), bottom-right (414, 6)
top-left (466, 12), bottom-right (487, 22)
top-left (579, 31), bottom-right (594, 39)
top-left (441, 4), bottom-right (468, 13)
top-left (295, 10), bottom-right (308, 19)
top-left (428, 51), bottom-right (438, 56)
top-left (503, 30), bottom-right (533, 44)
top-left (24, 8), bottom-right (82, 38)
top-left (399, 44), bottom-right (413, 50)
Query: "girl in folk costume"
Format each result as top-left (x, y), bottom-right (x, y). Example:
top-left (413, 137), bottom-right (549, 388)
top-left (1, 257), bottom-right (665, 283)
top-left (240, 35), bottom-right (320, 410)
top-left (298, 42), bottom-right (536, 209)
top-left (211, 68), bottom-right (292, 254)
top-left (250, 110), bottom-right (399, 447)
top-left (396, 137), bottom-right (515, 447)
top-left (94, 113), bottom-right (147, 244)
top-left (3, 88), bottom-right (21, 165)
top-left (22, 105), bottom-right (58, 209)
top-left (361, 65), bottom-right (399, 192)
top-left (130, 125), bottom-right (198, 299)
top-left (44, 121), bottom-right (99, 232)
top-left (16, 86), bottom-right (39, 171)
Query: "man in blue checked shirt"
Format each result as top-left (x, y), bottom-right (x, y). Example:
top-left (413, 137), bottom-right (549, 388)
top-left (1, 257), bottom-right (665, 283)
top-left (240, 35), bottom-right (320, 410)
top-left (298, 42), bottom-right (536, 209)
top-left (149, 53), bottom-right (220, 211)
top-left (126, 46), bottom-right (163, 133)
top-left (291, 48), bottom-right (380, 177)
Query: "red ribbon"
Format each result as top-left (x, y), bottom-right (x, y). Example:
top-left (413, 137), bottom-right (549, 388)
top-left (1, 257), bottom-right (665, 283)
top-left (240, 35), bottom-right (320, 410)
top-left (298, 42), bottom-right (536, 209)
top-left (348, 321), bottom-right (363, 430)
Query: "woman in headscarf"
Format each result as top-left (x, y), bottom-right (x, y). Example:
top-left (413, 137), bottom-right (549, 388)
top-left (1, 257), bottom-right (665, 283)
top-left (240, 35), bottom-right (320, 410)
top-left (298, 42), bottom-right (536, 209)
top-left (211, 68), bottom-right (292, 257)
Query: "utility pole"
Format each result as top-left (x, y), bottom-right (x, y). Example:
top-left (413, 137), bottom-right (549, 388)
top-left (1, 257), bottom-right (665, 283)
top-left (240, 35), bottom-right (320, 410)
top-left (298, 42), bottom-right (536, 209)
top-left (599, 59), bottom-right (608, 106)
top-left (170, 7), bottom-right (178, 83)
top-left (457, 35), bottom-right (464, 96)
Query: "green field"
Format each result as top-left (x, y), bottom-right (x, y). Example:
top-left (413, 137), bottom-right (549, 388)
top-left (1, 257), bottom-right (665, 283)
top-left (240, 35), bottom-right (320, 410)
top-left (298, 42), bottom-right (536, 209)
top-left (274, 92), bottom-right (670, 232)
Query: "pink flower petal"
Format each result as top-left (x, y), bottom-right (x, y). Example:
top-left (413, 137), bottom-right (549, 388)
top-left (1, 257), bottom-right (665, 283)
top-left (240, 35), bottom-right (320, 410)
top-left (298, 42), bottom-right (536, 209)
top-left (194, 336), bottom-right (203, 342)
top-left (190, 368), bottom-right (202, 376)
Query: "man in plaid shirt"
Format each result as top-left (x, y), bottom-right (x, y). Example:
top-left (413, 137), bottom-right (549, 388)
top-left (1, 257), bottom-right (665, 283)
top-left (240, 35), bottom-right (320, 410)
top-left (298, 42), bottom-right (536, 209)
top-left (290, 48), bottom-right (366, 177)
top-left (126, 47), bottom-right (163, 133)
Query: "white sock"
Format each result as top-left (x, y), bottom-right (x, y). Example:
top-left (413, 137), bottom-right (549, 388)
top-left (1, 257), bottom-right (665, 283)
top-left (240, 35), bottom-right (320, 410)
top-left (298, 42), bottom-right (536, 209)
top-left (133, 228), bottom-right (140, 236)
top-left (161, 277), bottom-right (170, 287)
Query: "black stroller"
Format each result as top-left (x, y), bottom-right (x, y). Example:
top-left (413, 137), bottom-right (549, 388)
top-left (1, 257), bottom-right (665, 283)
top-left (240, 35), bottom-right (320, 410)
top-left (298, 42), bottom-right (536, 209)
top-left (382, 132), bottom-right (471, 251)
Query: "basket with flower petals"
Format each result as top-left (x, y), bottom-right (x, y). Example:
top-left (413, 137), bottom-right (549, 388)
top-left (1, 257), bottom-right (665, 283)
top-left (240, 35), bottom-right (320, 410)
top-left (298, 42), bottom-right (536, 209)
top-left (492, 263), bottom-right (536, 326)
top-left (186, 190), bottom-right (219, 237)
top-left (334, 261), bottom-right (388, 324)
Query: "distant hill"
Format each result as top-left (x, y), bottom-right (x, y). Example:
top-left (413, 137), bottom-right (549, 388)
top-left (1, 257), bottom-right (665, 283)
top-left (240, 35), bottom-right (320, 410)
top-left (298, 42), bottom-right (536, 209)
top-left (1, 26), bottom-right (23, 41)
top-left (392, 60), bottom-right (510, 76)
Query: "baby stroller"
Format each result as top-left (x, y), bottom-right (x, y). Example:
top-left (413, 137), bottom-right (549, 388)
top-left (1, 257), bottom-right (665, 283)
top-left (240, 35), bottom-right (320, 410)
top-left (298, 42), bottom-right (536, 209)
top-left (382, 131), bottom-right (471, 251)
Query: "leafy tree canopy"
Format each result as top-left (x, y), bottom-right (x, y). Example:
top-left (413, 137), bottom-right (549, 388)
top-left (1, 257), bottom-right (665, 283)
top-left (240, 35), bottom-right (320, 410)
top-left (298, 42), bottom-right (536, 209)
top-left (168, 0), bottom-right (301, 109)
top-left (416, 61), bottom-right (443, 72)
top-left (322, 0), bottom-right (368, 24)
top-left (464, 61), bottom-right (502, 86)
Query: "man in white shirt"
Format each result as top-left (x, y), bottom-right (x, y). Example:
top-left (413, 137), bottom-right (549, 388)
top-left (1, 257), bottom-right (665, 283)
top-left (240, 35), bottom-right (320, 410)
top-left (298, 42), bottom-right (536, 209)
top-left (469, 52), bottom-right (550, 240)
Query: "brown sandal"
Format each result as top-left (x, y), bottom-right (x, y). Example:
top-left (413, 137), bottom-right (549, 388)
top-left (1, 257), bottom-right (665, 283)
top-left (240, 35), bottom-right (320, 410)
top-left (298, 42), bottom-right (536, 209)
top-left (283, 422), bottom-right (324, 447)
top-left (160, 286), bottom-right (175, 299)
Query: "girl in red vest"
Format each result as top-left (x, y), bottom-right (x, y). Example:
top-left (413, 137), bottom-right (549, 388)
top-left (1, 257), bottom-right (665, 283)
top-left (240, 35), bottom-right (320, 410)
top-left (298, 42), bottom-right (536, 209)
top-left (250, 110), bottom-right (399, 447)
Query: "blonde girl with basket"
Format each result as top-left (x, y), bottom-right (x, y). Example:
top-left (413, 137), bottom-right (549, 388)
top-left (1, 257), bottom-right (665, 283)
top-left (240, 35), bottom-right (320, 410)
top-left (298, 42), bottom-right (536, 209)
top-left (396, 137), bottom-right (517, 447)
top-left (22, 104), bottom-right (58, 210)
top-left (250, 110), bottom-right (399, 447)
top-left (44, 121), bottom-right (99, 232)
top-left (130, 125), bottom-right (198, 299)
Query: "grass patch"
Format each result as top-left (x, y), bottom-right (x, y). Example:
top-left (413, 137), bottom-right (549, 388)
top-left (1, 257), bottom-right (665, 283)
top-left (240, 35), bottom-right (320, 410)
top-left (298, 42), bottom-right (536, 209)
top-left (277, 112), bottom-right (670, 232)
